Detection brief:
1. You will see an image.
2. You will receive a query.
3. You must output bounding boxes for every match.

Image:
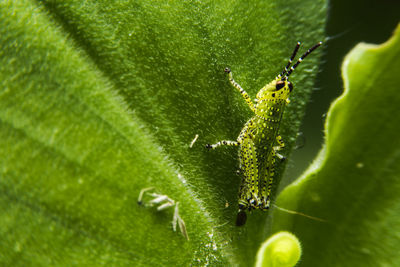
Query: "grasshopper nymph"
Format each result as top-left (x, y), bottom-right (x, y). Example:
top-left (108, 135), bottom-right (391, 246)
top-left (206, 42), bottom-right (322, 226)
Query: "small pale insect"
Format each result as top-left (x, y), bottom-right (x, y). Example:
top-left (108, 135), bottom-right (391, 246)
top-left (138, 188), bottom-right (189, 240)
top-left (206, 42), bottom-right (322, 226)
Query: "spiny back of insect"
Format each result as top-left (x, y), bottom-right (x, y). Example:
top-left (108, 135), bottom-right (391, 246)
top-left (278, 41), bottom-right (322, 80)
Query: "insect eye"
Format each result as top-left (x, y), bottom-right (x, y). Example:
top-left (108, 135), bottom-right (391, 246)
top-left (275, 80), bottom-right (285, 90)
top-left (288, 81), bottom-right (294, 92)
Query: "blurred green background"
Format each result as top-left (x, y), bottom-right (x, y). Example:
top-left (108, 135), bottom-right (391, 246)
top-left (286, 0), bottom-right (400, 182)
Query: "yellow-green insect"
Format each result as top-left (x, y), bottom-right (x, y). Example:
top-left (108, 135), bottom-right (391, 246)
top-left (206, 42), bottom-right (322, 226)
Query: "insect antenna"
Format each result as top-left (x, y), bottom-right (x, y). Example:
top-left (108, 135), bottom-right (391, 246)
top-left (279, 42), bottom-right (301, 79)
top-left (273, 204), bottom-right (328, 223)
top-left (286, 41), bottom-right (322, 77)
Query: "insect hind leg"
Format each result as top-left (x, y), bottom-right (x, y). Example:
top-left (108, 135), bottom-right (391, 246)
top-left (206, 118), bottom-right (254, 150)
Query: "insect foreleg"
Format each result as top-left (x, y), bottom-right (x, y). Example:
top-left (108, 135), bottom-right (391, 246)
top-left (224, 68), bottom-right (256, 113)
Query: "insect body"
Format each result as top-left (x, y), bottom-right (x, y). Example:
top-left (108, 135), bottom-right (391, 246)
top-left (206, 42), bottom-right (322, 226)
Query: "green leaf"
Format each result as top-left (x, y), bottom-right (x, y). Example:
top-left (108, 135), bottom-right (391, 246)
top-left (273, 24), bottom-right (400, 266)
top-left (0, 0), bottom-right (325, 266)
top-left (255, 231), bottom-right (301, 267)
